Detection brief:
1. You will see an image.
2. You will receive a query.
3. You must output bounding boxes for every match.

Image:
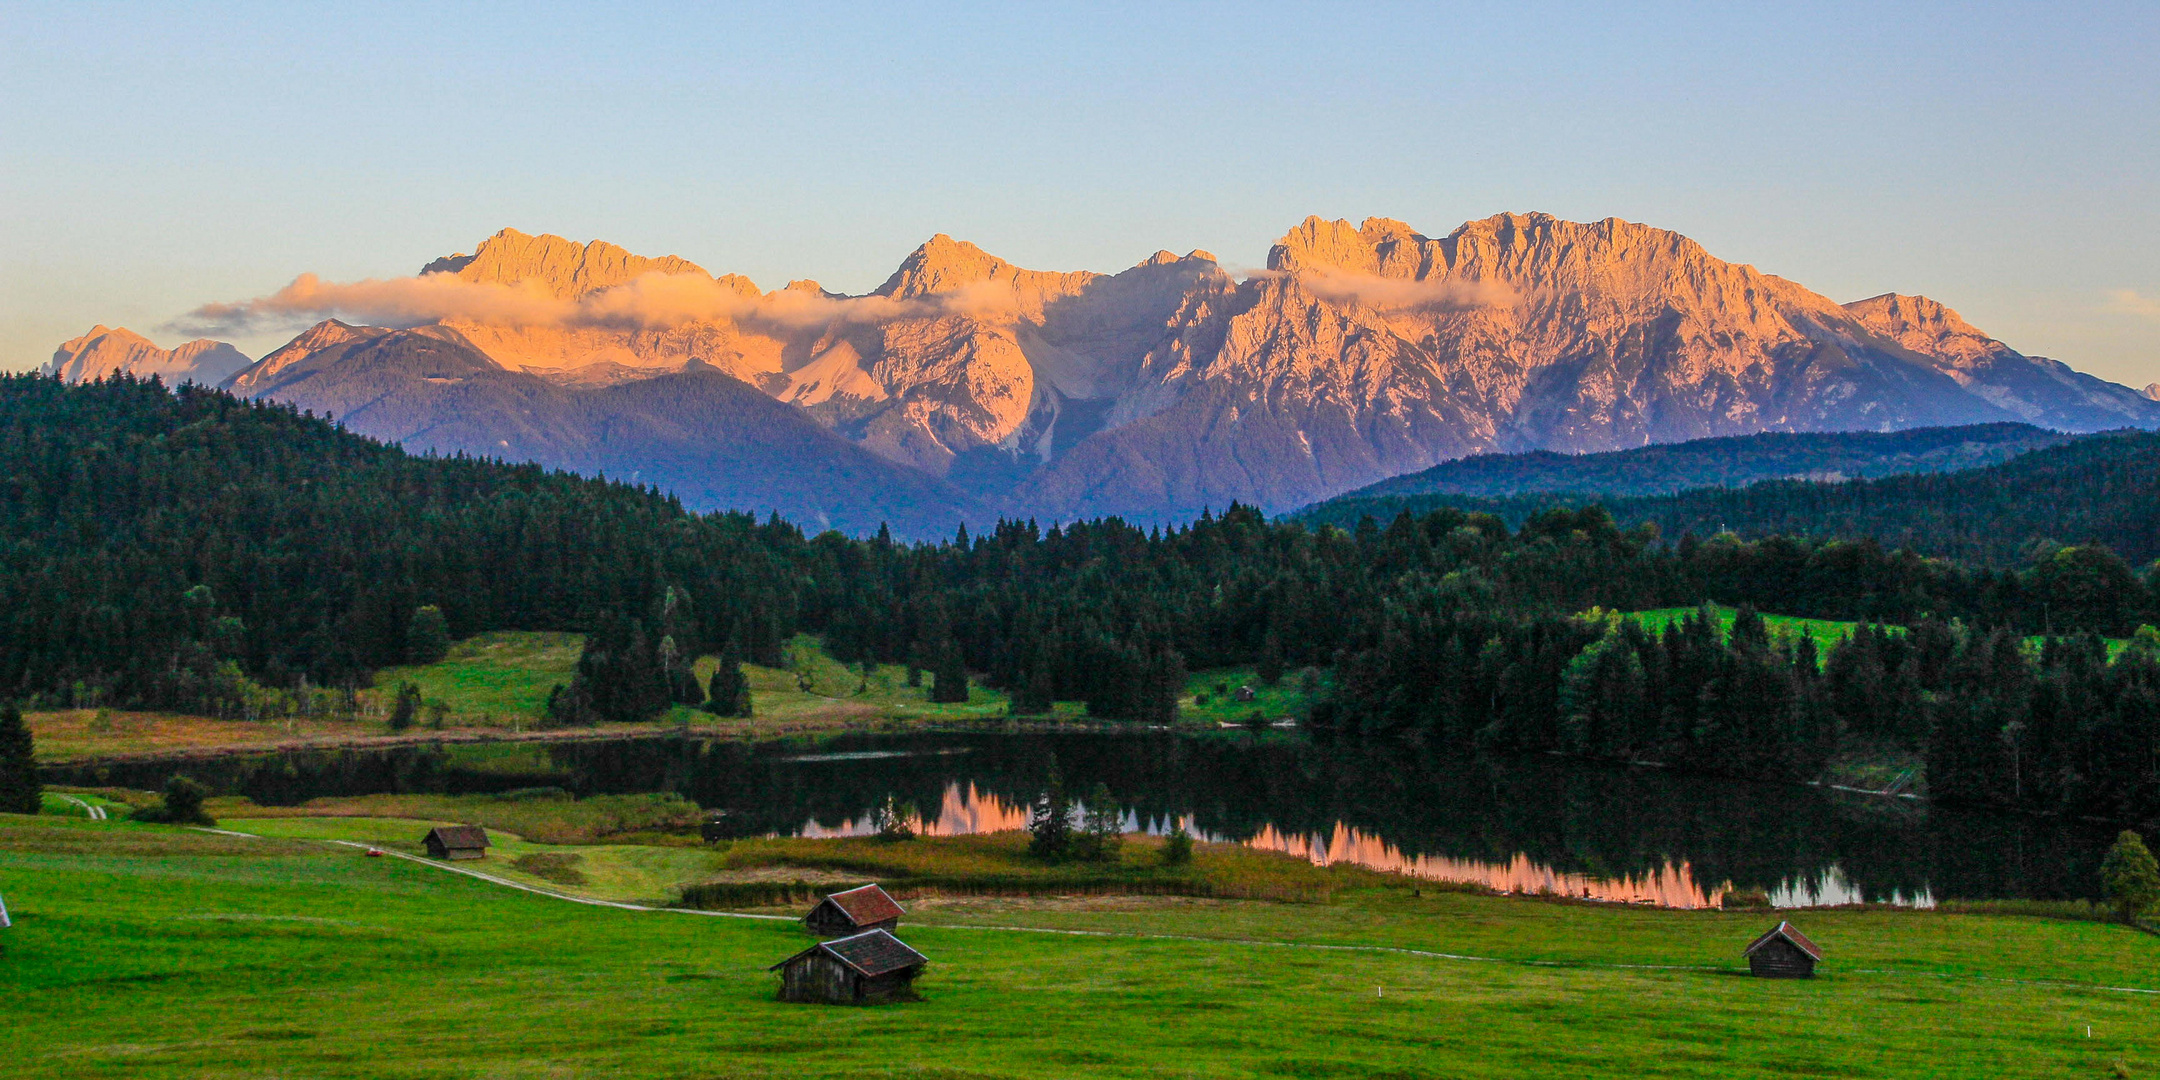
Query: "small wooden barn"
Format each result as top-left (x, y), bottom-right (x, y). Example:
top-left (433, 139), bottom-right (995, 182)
top-left (1743, 921), bottom-right (1822, 978)
top-left (804, 883), bottom-right (905, 937)
top-left (769, 929), bottom-right (928, 1005)
top-left (423, 825), bottom-right (490, 861)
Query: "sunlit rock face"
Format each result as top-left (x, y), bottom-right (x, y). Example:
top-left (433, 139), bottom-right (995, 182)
top-left (1013, 212), bottom-right (2160, 522)
top-left (46, 326), bottom-right (251, 386)
top-left (2146, 383), bottom-right (2160, 402)
top-left (198, 213), bottom-right (2160, 525)
top-left (1842, 292), bottom-right (2160, 430)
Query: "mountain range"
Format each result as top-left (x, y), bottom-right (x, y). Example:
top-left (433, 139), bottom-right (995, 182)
top-left (49, 213), bottom-right (2160, 534)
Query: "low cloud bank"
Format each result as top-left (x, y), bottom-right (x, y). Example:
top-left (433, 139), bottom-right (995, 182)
top-left (1254, 268), bottom-right (1520, 312)
top-left (178, 271), bottom-right (1038, 338)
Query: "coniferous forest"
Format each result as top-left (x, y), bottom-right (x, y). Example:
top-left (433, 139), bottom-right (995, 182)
top-left (4, 374), bottom-right (2158, 825)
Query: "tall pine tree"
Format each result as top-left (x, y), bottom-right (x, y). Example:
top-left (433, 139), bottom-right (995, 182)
top-left (0, 700), bottom-right (40, 815)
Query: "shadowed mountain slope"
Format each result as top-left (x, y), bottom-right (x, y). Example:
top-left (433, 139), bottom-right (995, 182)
top-left (221, 321), bottom-right (980, 537)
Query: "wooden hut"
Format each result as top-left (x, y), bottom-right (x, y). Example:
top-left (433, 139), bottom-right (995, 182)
top-left (769, 929), bottom-right (928, 1005)
top-left (422, 825), bottom-right (490, 861)
top-left (1743, 921), bottom-right (1821, 978)
top-left (804, 883), bottom-right (905, 937)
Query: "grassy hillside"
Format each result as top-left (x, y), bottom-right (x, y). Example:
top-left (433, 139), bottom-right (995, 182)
top-left (3, 812), bottom-right (2156, 1077)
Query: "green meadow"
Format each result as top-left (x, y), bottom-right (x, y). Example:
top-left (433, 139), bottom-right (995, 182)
top-left (3, 811), bottom-right (2157, 1078)
top-left (1615, 604), bottom-right (2137, 660)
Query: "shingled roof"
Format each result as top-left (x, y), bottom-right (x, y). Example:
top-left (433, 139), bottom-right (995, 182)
top-left (425, 825), bottom-right (490, 849)
top-left (1743, 921), bottom-right (1821, 961)
top-left (825, 884), bottom-right (905, 926)
top-left (769, 929), bottom-right (928, 978)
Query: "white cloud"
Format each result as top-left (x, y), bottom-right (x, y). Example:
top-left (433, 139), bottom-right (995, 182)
top-left (2102, 288), bottom-right (2160, 321)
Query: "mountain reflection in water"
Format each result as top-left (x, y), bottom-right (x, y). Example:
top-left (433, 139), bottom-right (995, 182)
top-left (52, 729), bottom-right (2103, 908)
top-left (787, 779), bottom-right (1930, 909)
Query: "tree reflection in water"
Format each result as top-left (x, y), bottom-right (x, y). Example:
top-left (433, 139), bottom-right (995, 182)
top-left (52, 729), bottom-right (2109, 907)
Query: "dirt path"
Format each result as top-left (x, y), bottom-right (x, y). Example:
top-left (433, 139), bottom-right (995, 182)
top-left (55, 794), bottom-right (108, 820)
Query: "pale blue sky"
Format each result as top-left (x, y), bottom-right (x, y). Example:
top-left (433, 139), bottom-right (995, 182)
top-left (3, 1), bottom-right (2156, 386)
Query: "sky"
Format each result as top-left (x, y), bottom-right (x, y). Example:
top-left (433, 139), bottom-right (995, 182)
top-left (3, 1), bottom-right (2156, 387)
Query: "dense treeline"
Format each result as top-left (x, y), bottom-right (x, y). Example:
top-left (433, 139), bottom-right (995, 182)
top-left (1328, 599), bottom-right (2160, 822)
top-left (5, 376), bottom-right (2158, 822)
top-left (0, 375), bottom-right (805, 715)
top-left (1304, 431), bottom-right (2160, 569)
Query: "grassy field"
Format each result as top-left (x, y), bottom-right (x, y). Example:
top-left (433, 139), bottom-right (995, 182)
top-left (365, 630), bottom-right (586, 723)
top-left (1616, 604), bottom-right (1867, 651)
top-left (1180, 666), bottom-right (1328, 725)
top-left (2, 811), bottom-right (2156, 1078)
top-left (1616, 605), bottom-right (2138, 661)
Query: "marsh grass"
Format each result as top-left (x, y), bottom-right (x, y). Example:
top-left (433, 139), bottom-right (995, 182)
top-left (509, 851), bottom-right (589, 886)
top-left (1935, 897), bottom-right (2121, 923)
top-left (685, 832), bottom-right (1413, 908)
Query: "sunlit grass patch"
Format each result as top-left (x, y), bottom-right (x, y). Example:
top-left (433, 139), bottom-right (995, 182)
top-left (365, 630), bottom-right (584, 724)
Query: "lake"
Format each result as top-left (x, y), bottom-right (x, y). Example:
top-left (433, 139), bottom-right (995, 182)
top-left (48, 729), bottom-right (2117, 908)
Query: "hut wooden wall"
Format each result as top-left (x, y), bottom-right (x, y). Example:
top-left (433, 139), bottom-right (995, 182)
top-left (776, 955), bottom-right (921, 1004)
top-left (1746, 938), bottom-right (1817, 979)
top-left (780, 954), bottom-right (860, 1004)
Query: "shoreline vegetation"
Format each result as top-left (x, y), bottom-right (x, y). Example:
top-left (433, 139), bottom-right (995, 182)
top-left (27, 632), bottom-right (1332, 766)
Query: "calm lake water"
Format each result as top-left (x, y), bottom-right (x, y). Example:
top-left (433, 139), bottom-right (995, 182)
top-left (50, 730), bottom-right (2117, 908)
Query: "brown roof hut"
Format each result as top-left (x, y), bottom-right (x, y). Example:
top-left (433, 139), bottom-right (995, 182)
top-left (1743, 921), bottom-right (1821, 979)
top-left (769, 929), bottom-right (928, 1005)
top-left (805, 883), bottom-right (905, 937)
top-left (423, 825), bottom-right (490, 861)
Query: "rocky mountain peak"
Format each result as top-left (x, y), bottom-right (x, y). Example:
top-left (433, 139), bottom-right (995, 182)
top-left (428, 227), bottom-right (710, 299)
top-left (873, 233), bottom-right (1099, 323)
top-left (2143, 383), bottom-right (2159, 402)
top-left (1842, 293), bottom-right (2004, 368)
top-left (1267, 216), bottom-right (1384, 275)
top-left (47, 325), bottom-right (250, 386)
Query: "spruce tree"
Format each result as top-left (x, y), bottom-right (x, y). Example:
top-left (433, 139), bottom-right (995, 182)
top-left (0, 700), bottom-right (41, 815)
top-left (1075, 783), bottom-right (1124, 864)
top-left (1257, 630), bottom-right (1285, 687)
top-left (2102, 830), bottom-right (2160, 925)
top-left (387, 682), bottom-right (422, 732)
top-left (930, 644), bottom-right (969, 704)
top-left (703, 640), bottom-right (752, 718)
top-left (1010, 659), bottom-right (1054, 715)
top-left (1027, 762), bottom-right (1074, 861)
top-left (406, 605), bottom-right (451, 665)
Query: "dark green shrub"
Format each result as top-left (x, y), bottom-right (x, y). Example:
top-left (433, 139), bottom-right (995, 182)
top-left (134, 774), bottom-right (214, 826)
top-left (1162, 826), bottom-right (1194, 867)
